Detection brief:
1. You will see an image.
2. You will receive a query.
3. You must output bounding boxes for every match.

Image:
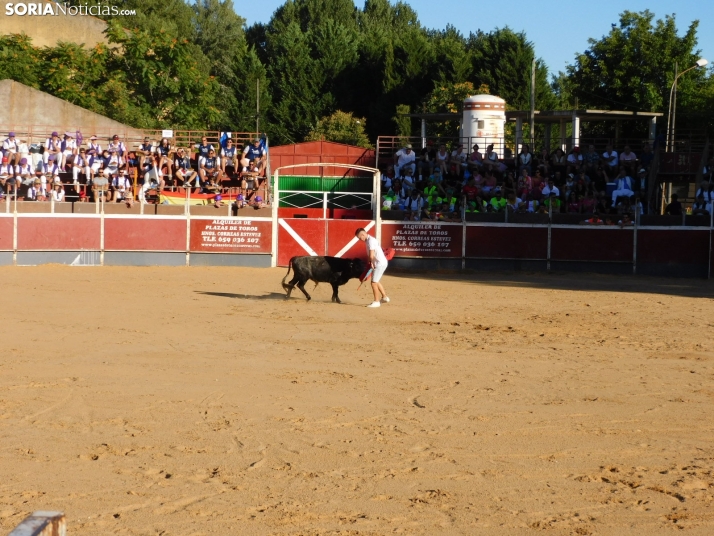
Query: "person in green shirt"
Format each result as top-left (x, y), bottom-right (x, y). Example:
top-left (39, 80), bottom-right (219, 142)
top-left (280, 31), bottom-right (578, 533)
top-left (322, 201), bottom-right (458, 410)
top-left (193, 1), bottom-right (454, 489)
top-left (543, 191), bottom-right (562, 212)
top-left (490, 188), bottom-right (507, 212)
top-left (382, 188), bottom-right (398, 209)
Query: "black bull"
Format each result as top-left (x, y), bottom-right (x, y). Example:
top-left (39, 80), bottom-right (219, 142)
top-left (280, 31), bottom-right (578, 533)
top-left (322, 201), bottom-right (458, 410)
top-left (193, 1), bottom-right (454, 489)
top-left (282, 256), bottom-right (365, 303)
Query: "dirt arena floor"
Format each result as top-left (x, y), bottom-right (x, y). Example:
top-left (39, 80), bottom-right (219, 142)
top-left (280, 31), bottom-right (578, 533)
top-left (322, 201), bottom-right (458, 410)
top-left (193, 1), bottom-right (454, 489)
top-left (1, 266), bottom-right (714, 535)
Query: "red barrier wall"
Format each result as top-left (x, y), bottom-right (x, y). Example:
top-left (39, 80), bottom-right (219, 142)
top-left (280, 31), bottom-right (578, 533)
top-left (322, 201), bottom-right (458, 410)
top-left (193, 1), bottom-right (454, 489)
top-left (382, 222), bottom-right (462, 258)
top-left (551, 228), bottom-right (633, 262)
top-left (17, 217), bottom-right (100, 250)
top-left (104, 218), bottom-right (186, 251)
top-left (638, 229), bottom-right (709, 265)
top-left (277, 208), bottom-right (373, 219)
top-left (0, 217), bottom-right (13, 250)
top-left (278, 218), bottom-right (326, 266)
top-left (190, 219), bottom-right (272, 253)
top-left (326, 220), bottom-right (372, 261)
top-left (271, 141), bottom-right (376, 176)
top-left (466, 226), bottom-right (547, 259)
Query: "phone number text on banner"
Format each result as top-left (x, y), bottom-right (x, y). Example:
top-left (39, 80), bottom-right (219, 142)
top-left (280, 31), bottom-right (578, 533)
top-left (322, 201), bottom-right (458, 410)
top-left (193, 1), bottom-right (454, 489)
top-left (190, 219), bottom-right (272, 253)
top-left (382, 222), bottom-right (462, 258)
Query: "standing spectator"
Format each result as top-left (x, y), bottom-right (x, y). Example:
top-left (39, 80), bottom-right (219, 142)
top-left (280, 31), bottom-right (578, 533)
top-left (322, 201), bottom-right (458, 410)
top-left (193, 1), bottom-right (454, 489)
top-left (240, 138), bottom-right (265, 174)
top-left (517, 144), bottom-right (532, 174)
top-left (611, 170), bottom-right (634, 205)
top-left (2, 132), bottom-right (19, 165)
top-left (665, 194), bottom-right (682, 216)
top-left (43, 131), bottom-right (62, 165)
top-left (602, 144), bottom-right (619, 178)
top-left (394, 143), bottom-right (416, 177)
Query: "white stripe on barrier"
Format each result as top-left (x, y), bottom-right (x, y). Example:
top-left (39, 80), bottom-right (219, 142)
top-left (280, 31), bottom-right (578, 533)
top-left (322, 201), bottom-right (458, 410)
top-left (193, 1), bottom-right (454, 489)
top-left (278, 219), bottom-right (318, 256)
top-left (334, 220), bottom-right (374, 258)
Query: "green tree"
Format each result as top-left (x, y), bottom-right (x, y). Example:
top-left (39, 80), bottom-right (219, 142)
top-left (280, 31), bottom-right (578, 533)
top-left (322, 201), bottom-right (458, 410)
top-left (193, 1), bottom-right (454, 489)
top-left (0, 34), bottom-right (41, 88)
top-left (305, 110), bottom-right (371, 148)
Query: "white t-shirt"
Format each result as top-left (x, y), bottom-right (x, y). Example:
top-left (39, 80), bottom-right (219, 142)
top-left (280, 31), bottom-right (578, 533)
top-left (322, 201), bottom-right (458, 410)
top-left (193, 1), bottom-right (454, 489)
top-left (603, 151), bottom-right (619, 167)
top-left (452, 150), bottom-right (467, 164)
top-left (365, 235), bottom-right (387, 266)
top-left (395, 149), bottom-right (415, 168)
top-left (620, 151), bottom-right (637, 162)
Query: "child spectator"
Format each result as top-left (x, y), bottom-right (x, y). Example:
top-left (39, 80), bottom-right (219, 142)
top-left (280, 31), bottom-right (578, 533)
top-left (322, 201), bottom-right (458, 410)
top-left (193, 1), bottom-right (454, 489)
top-left (517, 168), bottom-right (532, 199)
top-left (544, 191), bottom-right (562, 213)
top-left (404, 190), bottom-right (424, 221)
top-left (490, 188), bottom-right (507, 212)
top-left (51, 181), bottom-right (64, 203)
top-left (2, 132), bottom-right (19, 165)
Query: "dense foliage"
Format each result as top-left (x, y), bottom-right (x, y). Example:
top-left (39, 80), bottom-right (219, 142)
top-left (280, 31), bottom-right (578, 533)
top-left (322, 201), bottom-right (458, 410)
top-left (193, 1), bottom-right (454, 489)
top-left (0, 2), bottom-right (711, 142)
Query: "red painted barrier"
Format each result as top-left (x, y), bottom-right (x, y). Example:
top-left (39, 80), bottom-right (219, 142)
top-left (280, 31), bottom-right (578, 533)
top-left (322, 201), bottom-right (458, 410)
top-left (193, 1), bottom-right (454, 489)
top-left (382, 222), bottom-right (463, 258)
top-left (17, 216), bottom-right (100, 250)
top-left (638, 229), bottom-right (709, 265)
top-left (466, 226), bottom-right (547, 259)
top-left (0, 216), bottom-right (13, 250)
top-left (326, 219), bottom-right (373, 261)
top-left (104, 218), bottom-right (186, 251)
top-left (551, 228), bottom-right (633, 262)
top-left (277, 208), bottom-right (372, 219)
top-left (190, 219), bottom-right (272, 253)
top-left (277, 218), bottom-right (326, 266)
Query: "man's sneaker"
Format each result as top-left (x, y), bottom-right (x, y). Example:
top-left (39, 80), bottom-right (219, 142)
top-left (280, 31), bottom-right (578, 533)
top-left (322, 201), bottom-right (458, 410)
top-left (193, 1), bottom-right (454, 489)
top-left (381, 296), bottom-right (390, 303)
top-left (366, 301), bottom-right (381, 308)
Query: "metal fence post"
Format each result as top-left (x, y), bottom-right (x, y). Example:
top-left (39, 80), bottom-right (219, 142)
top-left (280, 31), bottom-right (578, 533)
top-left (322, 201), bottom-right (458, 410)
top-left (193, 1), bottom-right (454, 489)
top-left (547, 201), bottom-right (552, 272)
top-left (633, 204), bottom-right (639, 275)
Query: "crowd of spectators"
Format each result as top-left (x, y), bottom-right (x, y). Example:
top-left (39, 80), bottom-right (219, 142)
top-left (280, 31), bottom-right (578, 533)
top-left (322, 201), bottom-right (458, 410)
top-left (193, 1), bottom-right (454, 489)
top-left (0, 132), bottom-right (268, 208)
top-left (382, 140), bottom-right (683, 224)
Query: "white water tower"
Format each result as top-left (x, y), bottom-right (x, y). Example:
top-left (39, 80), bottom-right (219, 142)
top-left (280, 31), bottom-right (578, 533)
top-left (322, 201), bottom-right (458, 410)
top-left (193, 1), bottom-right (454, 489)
top-left (462, 95), bottom-right (506, 153)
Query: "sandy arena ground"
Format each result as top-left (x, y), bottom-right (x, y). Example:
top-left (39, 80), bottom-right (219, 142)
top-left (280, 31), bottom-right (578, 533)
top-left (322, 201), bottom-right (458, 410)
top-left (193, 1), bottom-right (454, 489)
top-left (1, 266), bottom-right (714, 535)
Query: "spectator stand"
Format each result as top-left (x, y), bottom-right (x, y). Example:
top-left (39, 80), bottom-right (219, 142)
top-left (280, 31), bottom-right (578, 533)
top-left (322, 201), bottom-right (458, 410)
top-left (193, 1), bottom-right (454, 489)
top-left (270, 163), bottom-right (381, 267)
top-left (0, 126), bottom-right (271, 210)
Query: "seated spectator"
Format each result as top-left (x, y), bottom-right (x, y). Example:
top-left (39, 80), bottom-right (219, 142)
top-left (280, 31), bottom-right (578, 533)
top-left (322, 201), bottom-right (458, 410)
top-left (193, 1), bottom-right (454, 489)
top-left (482, 171), bottom-right (497, 197)
top-left (467, 144), bottom-right (483, 173)
top-left (72, 147), bottom-right (91, 187)
top-left (434, 144), bottom-right (449, 175)
top-left (240, 138), bottom-right (265, 174)
top-left (220, 139), bottom-right (237, 176)
top-left (0, 157), bottom-right (14, 186)
top-left (417, 141), bottom-right (435, 178)
top-left (566, 146), bottom-right (582, 168)
top-left (25, 178), bottom-right (44, 201)
top-left (634, 168), bottom-right (648, 193)
top-left (564, 173), bottom-right (575, 199)
top-left (505, 192), bottom-right (523, 213)
top-left (87, 149), bottom-right (102, 181)
top-left (138, 136), bottom-right (155, 175)
top-left (400, 167), bottom-right (415, 191)
top-left (199, 148), bottom-right (221, 187)
top-left (16, 157), bottom-right (35, 185)
top-left (394, 143), bottom-right (416, 177)
top-left (639, 143), bottom-right (653, 170)
top-left (581, 212), bottom-right (603, 225)
top-left (619, 145), bottom-right (637, 172)
top-left (2, 132), bottom-right (19, 165)
top-left (381, 188), bottom-right (398, 210)
top-left (462, 176), bottom-right (479, 203)
top-left (665, 193), bottom-right (682, 216)
top-left (156, 137), bottom-right (172, 178)
top-left (490, 188), bottom-right (507, 212)
top-left (88, 135), bottom-right (102, 155)
top-left (51, 181), bottom-right (65, 203)
top-left (592, 164), bottom-right (608, 192)
top-left (611, 170), bottom-right (634, 205)
top-left (403, 190), bottom-right (424, 221)
top-left (109, 173), bottom-right (131, 202)
top-left (202, 174), bottom-right (221, 195)
top-left (108, 134), bottom-right (127, 158)
top-left (102, 149), bottom-right (122, 179)
top-left (566, 192), bottom-right (582, 213)
top-left (692, 194), bottom-right (710, 216)
top-left (517, 144), bottom-right (532, 174)
top-left (543, 191), bottom-right (562, 213)
top-left (381, 165), bottom-right (396, 190)
top-left (551, 147), bottom-right (566, 175)
top-left (60, 132), bottom-right (77, 170)
top-left (695, 180), bottom-right (713, 203)
top-left (618, 213), bottom-right (634, 227)
top-left (582, 144), bottom-right (599, 174)
top-left (503, 172), bottom-right (517, 196)
top-left (602, 144), bottom-right (619, 178)
top-left (450, 144), bottom-right (468, 179)
top-left (581, 191), bottom-right (597, 213)
top-left (174, 148), bottom-right (198, 189)
top-left (43, 131), bottom-right (62, 165)
top-left (535, 148), bottom-right (551, 175)
top-left (39, 156), bottom-right (60, 187)
top-left (542, 178), bottom-right (559, 198)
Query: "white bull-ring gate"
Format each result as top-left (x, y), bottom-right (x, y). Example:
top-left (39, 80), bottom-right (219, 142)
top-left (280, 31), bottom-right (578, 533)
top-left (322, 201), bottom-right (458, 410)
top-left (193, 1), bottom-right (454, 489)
top-left (270, 163), bottom-right (382, 267)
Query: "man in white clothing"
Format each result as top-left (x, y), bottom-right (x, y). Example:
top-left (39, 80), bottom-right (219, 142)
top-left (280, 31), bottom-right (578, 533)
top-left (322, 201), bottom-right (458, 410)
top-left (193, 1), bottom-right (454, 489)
top-left (356, 228), bottom-right (389, 308)
top-left (611, 171), bottom-right (634, 205)
top-left (602, 144), bottom-right (619, 178)
top-left (394, 144), bottom-right (416, 177)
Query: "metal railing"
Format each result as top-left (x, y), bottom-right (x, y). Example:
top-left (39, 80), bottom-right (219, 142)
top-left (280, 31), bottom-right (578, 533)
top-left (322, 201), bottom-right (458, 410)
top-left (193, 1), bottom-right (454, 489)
top-left (279, 190), bottom-right (373, 218)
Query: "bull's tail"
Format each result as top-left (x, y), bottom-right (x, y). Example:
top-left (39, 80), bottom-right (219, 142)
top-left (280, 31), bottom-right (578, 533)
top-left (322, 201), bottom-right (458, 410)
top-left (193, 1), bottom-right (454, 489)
top-left (281, 257), bottom-right (296, 292)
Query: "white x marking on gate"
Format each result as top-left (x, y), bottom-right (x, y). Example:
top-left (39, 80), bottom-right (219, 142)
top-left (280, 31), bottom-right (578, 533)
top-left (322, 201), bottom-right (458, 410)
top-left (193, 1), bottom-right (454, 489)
top-left (334, 220), bottom-right (375, 258)
top-left (278, 219), bottom-right (318, 256)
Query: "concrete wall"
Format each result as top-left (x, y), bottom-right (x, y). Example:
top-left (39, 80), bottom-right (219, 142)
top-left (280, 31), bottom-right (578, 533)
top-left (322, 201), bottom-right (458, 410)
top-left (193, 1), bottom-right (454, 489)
top-left (0, 79), bottom-right (144, 143)
top-left (0, 1), bottom-right (108, 48)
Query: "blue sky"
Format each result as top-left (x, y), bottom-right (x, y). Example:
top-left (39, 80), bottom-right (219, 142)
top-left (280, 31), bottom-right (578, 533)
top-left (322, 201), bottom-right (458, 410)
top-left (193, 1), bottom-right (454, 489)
top-left (236, 0), bottom-right (714, 78)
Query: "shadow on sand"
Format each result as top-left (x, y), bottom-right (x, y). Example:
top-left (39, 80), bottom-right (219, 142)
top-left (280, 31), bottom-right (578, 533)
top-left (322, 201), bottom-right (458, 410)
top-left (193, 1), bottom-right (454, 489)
top-left (196, 291), bottom-right (288, 301)
top-left (387, 270), bottom-right (714, 299)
